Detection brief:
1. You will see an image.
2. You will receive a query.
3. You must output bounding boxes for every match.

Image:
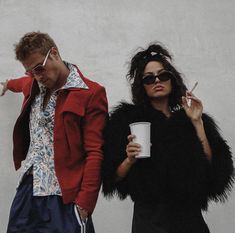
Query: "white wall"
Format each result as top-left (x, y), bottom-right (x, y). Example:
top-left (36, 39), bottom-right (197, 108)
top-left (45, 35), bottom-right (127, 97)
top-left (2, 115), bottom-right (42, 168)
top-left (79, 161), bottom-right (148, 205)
top-left (0, 0), bottom-right (234, 232)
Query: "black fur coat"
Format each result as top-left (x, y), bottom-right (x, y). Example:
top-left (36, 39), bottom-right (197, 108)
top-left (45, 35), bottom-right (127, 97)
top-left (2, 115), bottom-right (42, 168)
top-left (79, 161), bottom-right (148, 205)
top-left (102, 102), bottom-right (234, 210)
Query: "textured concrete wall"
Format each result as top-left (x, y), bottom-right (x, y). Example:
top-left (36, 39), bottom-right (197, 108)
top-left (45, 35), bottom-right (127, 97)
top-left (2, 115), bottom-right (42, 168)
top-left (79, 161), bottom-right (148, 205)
top-left (0, 0), bottom-right (234, 232)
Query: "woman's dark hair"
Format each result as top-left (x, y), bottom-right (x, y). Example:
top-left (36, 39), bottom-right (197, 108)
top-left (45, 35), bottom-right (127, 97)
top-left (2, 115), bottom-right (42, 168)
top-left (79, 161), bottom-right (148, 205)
top-left (127, 43), bottom-right (187, 110)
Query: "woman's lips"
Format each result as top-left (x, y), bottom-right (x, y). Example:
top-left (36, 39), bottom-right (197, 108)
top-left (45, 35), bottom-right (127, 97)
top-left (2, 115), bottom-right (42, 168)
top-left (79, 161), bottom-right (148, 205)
top-left (152, 85), bottom-right (164, 91)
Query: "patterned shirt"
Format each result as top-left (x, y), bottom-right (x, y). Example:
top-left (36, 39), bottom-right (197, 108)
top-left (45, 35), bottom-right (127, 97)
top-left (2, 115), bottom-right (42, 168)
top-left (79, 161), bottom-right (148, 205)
top-left (17, 62), bottom-right (88, 196)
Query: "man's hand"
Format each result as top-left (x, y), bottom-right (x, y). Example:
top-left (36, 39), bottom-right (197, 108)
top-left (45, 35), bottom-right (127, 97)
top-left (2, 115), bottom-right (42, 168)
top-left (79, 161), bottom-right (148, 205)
top-left (0, 80), bottom-right (9, 96)
top-left (76, 205), bottom-right (88, 222)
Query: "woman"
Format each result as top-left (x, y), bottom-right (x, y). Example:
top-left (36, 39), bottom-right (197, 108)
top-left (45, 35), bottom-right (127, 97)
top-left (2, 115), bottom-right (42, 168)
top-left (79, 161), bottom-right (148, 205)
top-left (102, 43), bottom-right (234, 233)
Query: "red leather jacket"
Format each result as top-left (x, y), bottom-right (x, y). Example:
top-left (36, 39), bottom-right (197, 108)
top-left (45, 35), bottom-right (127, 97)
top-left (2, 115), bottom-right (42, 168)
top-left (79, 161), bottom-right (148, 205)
top-left (7, 68), bottom-right (108, 214)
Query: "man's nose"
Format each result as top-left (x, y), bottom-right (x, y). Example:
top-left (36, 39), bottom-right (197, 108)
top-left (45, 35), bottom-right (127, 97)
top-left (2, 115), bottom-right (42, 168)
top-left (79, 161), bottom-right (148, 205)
top-left (34, 74), bottom-right (43, 81)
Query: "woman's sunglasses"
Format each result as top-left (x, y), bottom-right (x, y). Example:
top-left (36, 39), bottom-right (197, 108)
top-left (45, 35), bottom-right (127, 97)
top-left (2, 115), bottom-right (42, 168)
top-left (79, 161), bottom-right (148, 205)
top-left (142, 70), bottom-right (174, 85)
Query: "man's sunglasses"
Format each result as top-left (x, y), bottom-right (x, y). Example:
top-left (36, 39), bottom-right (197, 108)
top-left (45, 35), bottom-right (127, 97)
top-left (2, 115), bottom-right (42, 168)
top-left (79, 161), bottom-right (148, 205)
top-left (142, 70), bottom-right (174, 85)
top-left (25, 48), bottom-right (51, 77)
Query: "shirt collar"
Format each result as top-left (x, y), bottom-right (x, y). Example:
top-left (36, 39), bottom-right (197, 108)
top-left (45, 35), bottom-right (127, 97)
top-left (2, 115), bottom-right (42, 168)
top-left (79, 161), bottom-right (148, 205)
top-left (62, 61), bottom-right (89, 90)
top-left (37, 61), bottom-right (89, 93)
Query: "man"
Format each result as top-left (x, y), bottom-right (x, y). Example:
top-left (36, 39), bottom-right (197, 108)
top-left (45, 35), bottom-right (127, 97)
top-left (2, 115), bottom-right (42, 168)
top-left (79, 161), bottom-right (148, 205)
top-left (1, 31), bottom-right (108, 233)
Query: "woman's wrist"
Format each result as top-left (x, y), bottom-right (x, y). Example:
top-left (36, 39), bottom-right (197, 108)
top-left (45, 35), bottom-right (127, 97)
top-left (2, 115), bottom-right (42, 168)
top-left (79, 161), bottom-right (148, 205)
top-left (116, 156), bottom-right (137, 181)
top-left (191, 118), bottom-right (203, 127)
top-left (126, 157), bottom-right (136, 165)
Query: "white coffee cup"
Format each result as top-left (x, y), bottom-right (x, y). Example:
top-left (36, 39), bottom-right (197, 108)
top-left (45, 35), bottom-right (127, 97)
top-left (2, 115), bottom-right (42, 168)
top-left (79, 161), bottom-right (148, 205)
top-left (129, 122), bottom-right (151, 158)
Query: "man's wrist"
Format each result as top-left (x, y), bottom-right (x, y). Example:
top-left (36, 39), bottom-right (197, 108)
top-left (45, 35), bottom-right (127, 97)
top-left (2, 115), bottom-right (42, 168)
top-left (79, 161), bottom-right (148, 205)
top-left (76, 205), bottom-right (84, 211)
top-left (76, 204), bottom-right (88, 214)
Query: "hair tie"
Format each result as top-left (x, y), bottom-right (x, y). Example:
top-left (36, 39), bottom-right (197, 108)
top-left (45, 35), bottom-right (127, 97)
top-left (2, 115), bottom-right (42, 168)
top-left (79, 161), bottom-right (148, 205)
top-left (143, 51), bottom-right (163, 59)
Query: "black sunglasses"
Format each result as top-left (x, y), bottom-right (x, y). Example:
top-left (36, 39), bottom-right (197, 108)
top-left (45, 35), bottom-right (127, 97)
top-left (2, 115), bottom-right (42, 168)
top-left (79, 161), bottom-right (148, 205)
top-left (142, 70), bottom-right (174, 85)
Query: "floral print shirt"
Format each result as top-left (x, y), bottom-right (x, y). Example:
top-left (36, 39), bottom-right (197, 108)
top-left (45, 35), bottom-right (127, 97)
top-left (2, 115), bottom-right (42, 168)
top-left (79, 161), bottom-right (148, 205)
top-left (17, 62), bottom-right (88, 196)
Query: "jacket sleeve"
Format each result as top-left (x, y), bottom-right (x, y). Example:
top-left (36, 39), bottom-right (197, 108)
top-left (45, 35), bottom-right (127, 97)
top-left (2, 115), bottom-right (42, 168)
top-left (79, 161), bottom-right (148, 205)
top-left (7, 76), bottom-right (32, 95)
top-left (74, 86), bottom-right (108, 214)
top-left (102, 104), bottom-right (131, 200)
top-left (202, 114), bottom-right (234, 202)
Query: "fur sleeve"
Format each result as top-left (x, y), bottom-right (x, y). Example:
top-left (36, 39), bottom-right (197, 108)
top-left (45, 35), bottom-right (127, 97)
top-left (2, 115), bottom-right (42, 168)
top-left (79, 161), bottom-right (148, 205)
top-left (159, 114), bottom-right (213, 208)
top-left (160, 112), bottom-right (234, 207)
top-left (202, 114), bottom-right (234, 202)
top-left (102, 103), bottom-right (132, 199)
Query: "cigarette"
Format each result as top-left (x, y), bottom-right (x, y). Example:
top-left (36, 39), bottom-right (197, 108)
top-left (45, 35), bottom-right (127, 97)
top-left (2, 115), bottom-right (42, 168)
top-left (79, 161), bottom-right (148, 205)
top-left (190, 81), bottom-right (198, 93)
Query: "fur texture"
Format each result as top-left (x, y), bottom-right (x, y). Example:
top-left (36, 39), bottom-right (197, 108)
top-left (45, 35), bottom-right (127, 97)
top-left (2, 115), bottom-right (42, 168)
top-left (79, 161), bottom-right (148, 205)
top-left (102, 102), bottom-right (234, 210)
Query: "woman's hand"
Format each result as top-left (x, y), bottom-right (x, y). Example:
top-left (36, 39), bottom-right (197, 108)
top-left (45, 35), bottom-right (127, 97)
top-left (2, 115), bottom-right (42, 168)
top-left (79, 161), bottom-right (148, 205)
top-left (182, 92), bottom-right (212, 160)
top-left (116, 134), bottom-right (140, 180)
top-left (182, 91), bottom-right (203, 123)
top-left (126, 135), bottom-right (141, 164)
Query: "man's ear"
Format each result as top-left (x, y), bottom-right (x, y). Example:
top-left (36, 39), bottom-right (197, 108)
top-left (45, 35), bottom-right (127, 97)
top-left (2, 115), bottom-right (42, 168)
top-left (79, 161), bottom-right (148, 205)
top-left (51, 47), bottom-right (60, 60)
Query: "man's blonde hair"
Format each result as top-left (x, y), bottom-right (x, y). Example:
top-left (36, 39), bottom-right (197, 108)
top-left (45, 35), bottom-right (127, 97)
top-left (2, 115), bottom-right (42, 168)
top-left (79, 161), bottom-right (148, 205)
top-left (15, 31), bottom-right (57, 62)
